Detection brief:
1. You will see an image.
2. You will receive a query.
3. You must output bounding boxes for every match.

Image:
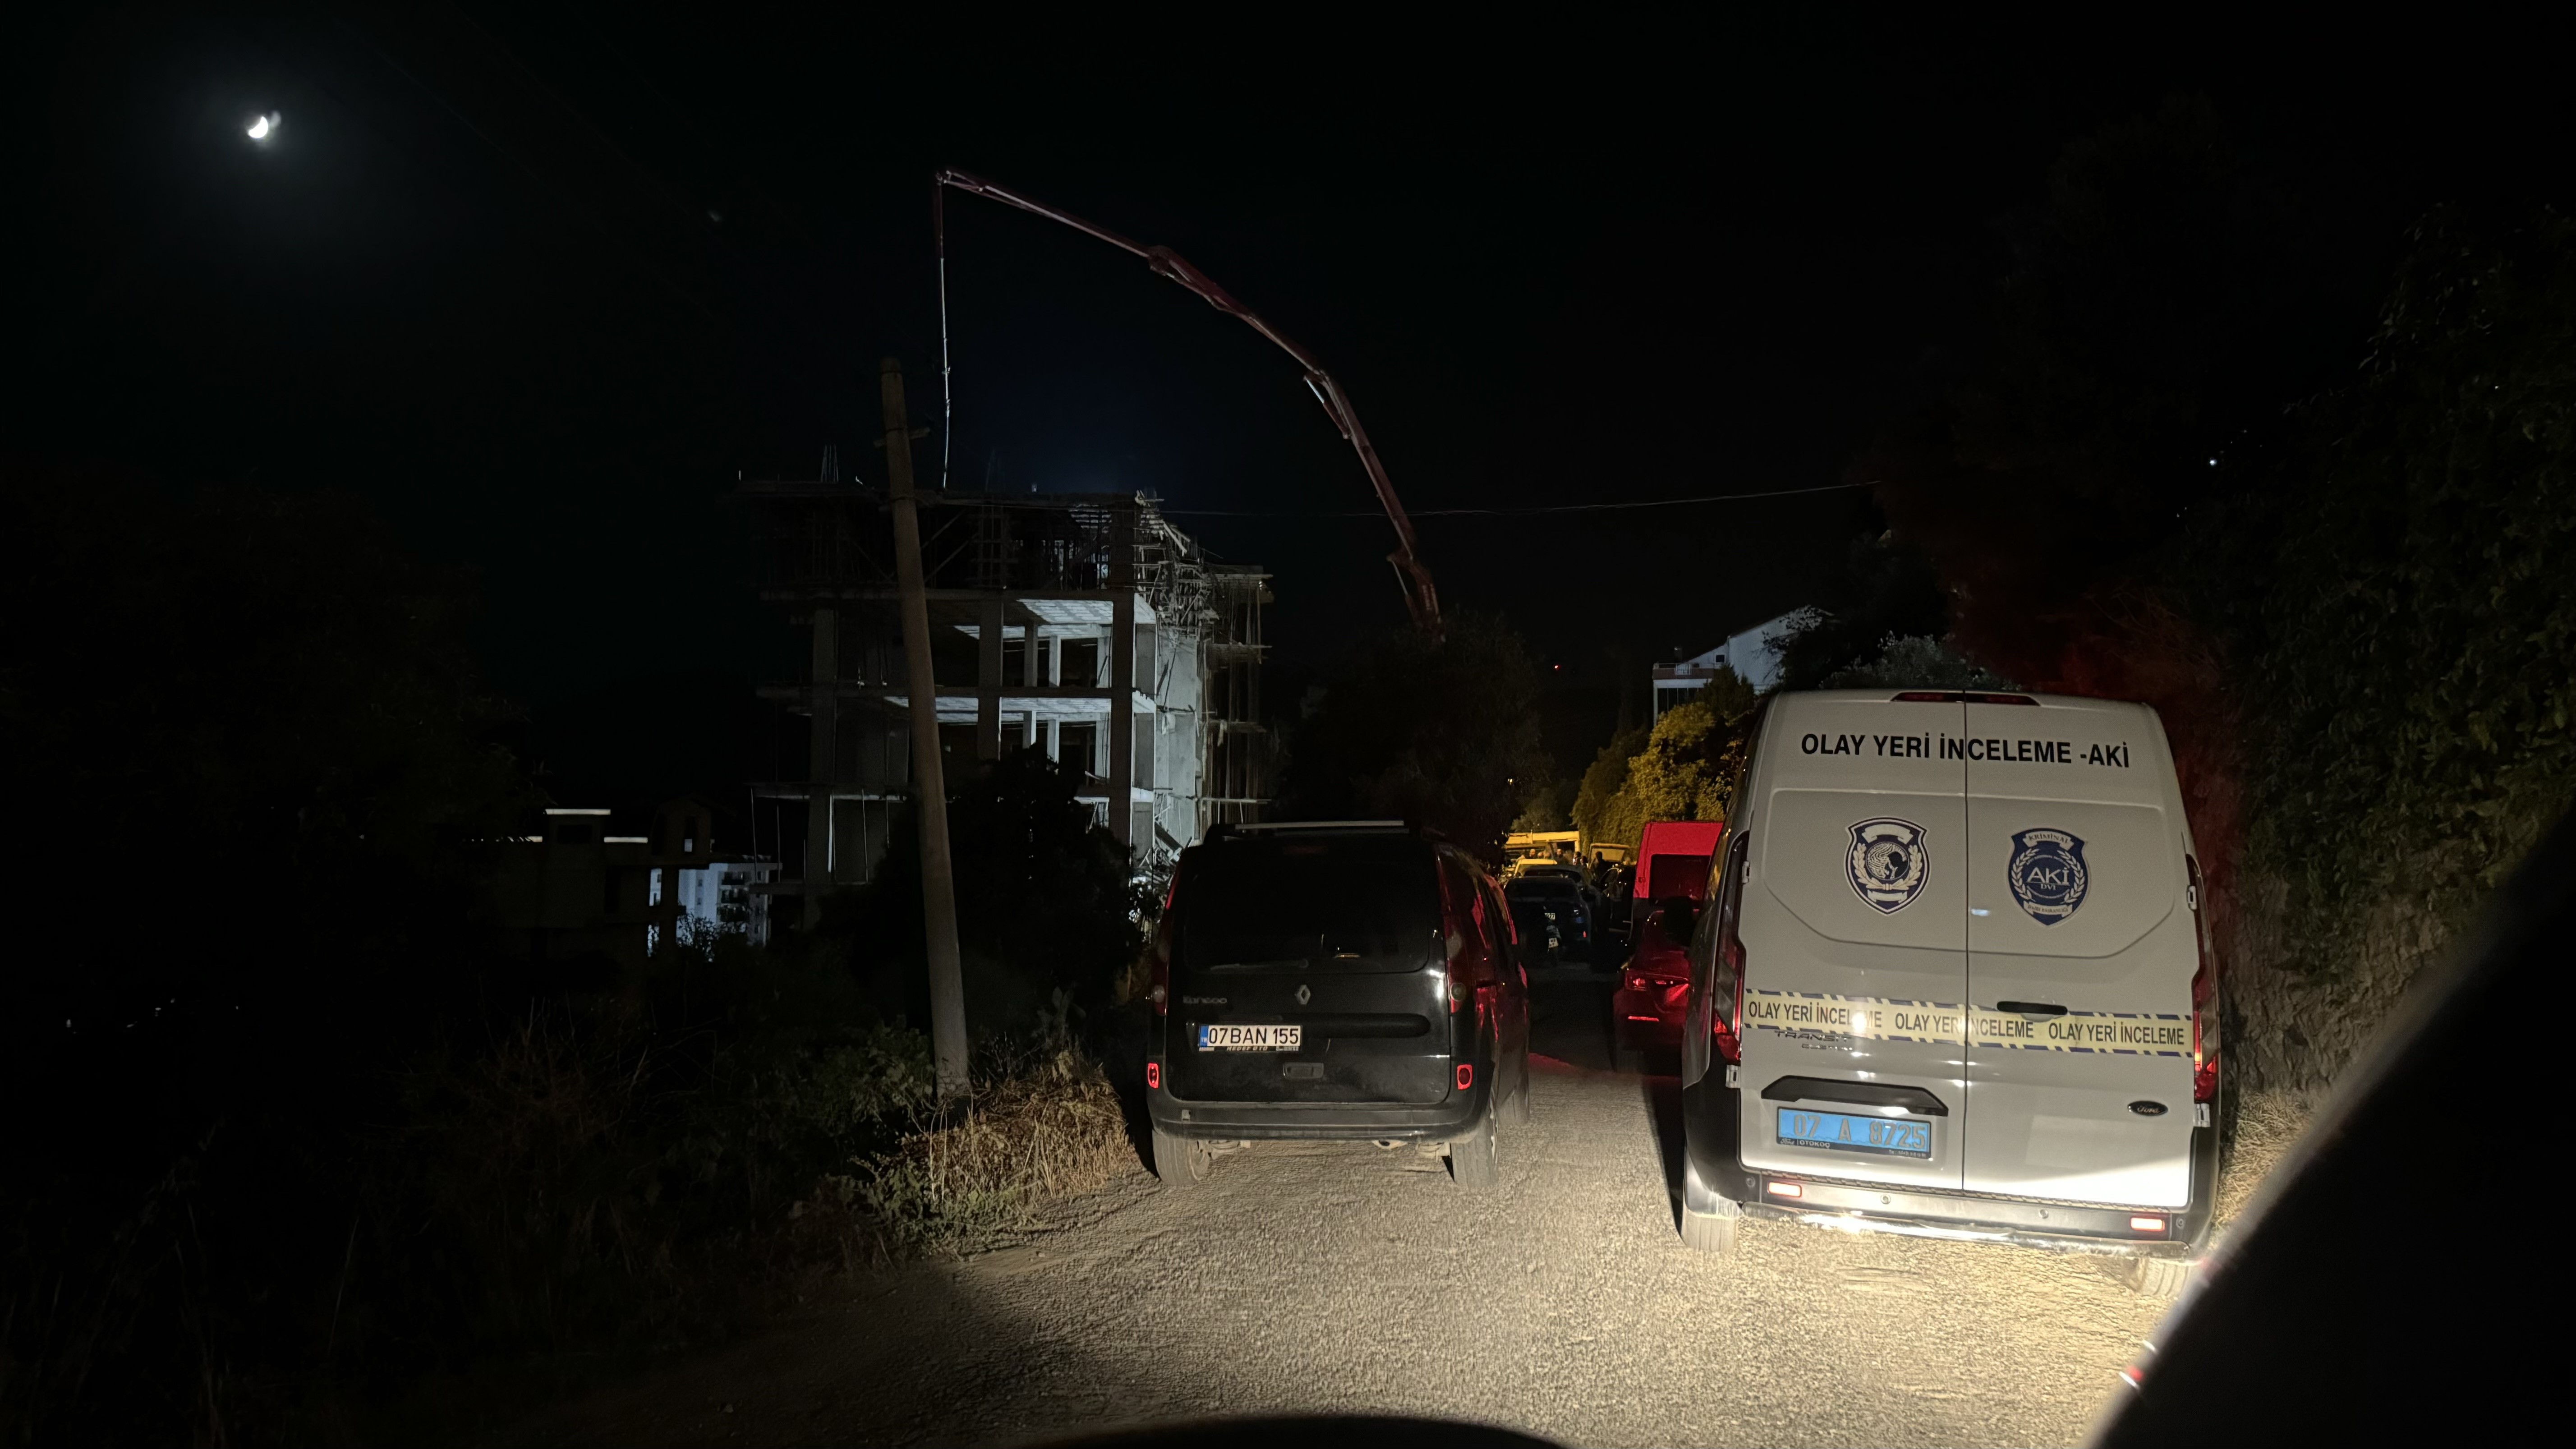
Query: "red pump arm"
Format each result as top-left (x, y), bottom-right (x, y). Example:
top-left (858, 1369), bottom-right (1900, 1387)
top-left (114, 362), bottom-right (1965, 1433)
top-left (934, 167), bottom-right (1442, 639)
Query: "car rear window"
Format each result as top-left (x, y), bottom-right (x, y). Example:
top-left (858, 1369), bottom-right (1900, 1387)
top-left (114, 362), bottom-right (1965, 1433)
top-left (1508, 878), bottom-right (1578, 899)
top-left (1178, 834), bottom-right (1441, 971)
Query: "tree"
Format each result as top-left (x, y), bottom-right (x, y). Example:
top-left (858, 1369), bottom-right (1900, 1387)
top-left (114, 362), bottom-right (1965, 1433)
top-left (1820, 635), bottom-right (2018, 690)
top-left (1571, 723), bottom-right (1648, 848)
top-left (2235, 205), bottom-right (2576, 972)
top-left (1576, 668), bottom-right (1762, 850)
top-left (827, 750), bottom-right (1139, 1033)
top-left (1282, 613), bottom-right (1548, 857)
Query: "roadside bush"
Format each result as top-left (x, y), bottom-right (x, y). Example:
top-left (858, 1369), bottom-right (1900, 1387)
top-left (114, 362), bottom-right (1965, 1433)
top-left (825, 750), bottom-right (1141, 1035)
top-left (826, 1040), bottom-right (1133, 1260)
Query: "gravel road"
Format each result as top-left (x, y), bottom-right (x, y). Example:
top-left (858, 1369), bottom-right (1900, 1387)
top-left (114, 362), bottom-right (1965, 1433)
top-left (503, 975), bottom-right (2184, 1448)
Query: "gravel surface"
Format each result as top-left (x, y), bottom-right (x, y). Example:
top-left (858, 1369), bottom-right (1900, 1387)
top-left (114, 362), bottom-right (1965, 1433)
top-left (500, 977), bottom-right (2193, 1448)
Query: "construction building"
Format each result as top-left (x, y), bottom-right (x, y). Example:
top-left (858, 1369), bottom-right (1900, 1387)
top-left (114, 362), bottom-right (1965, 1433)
top-left (740, 476), bottom-right (1272, 923)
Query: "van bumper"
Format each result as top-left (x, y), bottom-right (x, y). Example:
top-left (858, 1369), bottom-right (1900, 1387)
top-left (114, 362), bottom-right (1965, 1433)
top-left (1149, 1078), bottom-right (1487, 1143)
top-left (1682, 1076), bottom-right (2220, 1253)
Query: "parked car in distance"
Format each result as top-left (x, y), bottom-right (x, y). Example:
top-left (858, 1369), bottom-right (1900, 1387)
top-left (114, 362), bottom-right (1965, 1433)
top-left (1145, 821), bottom-right (1532, 1191)
top-left (1612, 896), bottom-right (1694, 1071)
top-left (1504, 871), bottom-right (1592, 963)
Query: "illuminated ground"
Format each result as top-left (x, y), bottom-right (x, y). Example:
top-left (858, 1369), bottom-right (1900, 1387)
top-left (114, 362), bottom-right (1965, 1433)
top-left (501, 975), bottom-right (2229, 1448)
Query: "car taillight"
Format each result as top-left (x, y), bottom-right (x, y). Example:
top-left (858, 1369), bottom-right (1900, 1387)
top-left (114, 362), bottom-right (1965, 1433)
top-left (1455, 1063), bottom-right (1472, 1090)
top-left (1145, 1061), bottom-right (1161, 1090)
top-left (2185, 855), bottom-right (2218, 1103)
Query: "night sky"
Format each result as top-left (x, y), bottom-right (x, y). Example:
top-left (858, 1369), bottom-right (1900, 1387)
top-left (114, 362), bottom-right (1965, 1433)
top-left (10, 8), bottom-right (2549, 804)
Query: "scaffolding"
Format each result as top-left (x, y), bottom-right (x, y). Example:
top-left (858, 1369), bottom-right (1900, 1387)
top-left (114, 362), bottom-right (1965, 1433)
top-left (740, 479), bottom-right (1269, 906)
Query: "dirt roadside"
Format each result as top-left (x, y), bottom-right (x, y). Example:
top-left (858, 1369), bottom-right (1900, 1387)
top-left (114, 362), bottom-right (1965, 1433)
top-left (490, 979), bottom-right (2299, 1449)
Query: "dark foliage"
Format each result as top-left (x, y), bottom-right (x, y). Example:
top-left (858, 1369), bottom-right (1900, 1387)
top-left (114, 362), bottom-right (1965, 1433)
top-left (1280, 613), bottom-right (1549, 859)
top-left (2225, 206), bottom-right (2576, 969)
top-left (1841, 92), bottom-right (2576, 1051)
top-left (1770, 531), bottom-right (1950, 690)
top-left (823, 750), bottom-right (1141, 1035)
top-left (0, 464), bottom-right (532, 1441)
top-left (1871, 96), bottom-right (2398, 690)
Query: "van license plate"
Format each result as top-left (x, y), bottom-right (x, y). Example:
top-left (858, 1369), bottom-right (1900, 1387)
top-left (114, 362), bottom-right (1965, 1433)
top-left (1777, 1108), bottom-right (1932, 1159)
top-left (1198, 1023), bottom-right (1302, 1052)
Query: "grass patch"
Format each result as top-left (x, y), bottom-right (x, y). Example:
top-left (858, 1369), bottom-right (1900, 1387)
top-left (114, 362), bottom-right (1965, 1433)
top-left (809, 1045), bottom-right (1138, 1262)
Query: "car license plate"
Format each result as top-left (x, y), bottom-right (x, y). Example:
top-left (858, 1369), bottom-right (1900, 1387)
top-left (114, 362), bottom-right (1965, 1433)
top-left (1776, 1107), bottom-right (1932, 1159)
top-left (1197, 1023), bottom-right (1302, 1052)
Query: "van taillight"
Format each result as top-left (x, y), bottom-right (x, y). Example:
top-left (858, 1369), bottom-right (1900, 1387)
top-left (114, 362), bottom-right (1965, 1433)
top-left (1145, 1061), bottom-right (1161, 1090)
top-left (1711, 832), bottom-right (1750, 1066)
top-left (2186, 856), bottom-right (2218, 1103)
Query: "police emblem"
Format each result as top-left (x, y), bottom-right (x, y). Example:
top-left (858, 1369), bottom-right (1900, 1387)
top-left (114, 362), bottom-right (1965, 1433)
top-left (2007, 828), bottom-right (2089, 925)
top-left (1845, 818), bottom-right (1930, 914)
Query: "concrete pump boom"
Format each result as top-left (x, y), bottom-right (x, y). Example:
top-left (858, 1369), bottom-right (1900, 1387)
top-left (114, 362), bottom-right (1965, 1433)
top-left (934, 168), bottom-right (1442, 639)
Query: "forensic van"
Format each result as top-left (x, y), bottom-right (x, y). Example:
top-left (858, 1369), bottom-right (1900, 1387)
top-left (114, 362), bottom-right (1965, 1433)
top-left (1676, 690), bottom-right (2222, 1288)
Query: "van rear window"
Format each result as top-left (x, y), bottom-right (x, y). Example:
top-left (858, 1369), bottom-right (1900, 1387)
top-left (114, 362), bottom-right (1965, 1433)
top-left (1179, 836), bottom-right (1441, 970)
top-left (1647, 853), bottom-right (1713, 901)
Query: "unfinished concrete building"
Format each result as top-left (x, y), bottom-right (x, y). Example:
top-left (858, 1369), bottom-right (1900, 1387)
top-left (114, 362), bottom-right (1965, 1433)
top-left (741, 478), bottom-right (1272, 922)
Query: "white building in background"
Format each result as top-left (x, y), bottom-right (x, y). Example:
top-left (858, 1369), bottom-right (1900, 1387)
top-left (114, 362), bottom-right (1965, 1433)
top-left (1652, 607), bottom-right (1812, 719)
top-left (654, 857), bottom-right (783, 948)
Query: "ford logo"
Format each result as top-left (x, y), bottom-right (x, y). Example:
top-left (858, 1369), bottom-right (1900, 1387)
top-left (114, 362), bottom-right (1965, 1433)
top-left (2128, 1100), bottom-right (2169, 1117)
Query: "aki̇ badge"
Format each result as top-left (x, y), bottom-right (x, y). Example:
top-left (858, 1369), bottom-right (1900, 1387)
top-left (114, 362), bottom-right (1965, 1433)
top-left (2007, 828), bottom-right (2089, 925)
top-left (1846, 818), bottom-right (1930, 913)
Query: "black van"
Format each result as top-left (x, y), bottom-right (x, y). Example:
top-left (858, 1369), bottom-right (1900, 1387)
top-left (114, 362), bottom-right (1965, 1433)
top-left (1144, 822), bottom-right (1532, 1189)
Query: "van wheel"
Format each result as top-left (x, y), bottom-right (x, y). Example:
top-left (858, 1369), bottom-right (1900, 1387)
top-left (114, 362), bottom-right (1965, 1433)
top-left (1151, 1125), bottom-right (1215, 1188)
top-left (2135, 1255), bottom-right (2193, 1301)
top-left (1450, 1097), bottom-right (1501, 1190)
top-left (1680, 1157), bottom-right (1741, 1256)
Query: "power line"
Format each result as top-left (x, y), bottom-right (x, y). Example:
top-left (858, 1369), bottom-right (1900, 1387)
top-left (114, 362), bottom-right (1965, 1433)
top-left (1159, 480), bottom-right (1875, 518)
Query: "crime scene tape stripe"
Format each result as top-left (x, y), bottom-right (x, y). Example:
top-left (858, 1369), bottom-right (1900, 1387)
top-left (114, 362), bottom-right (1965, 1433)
top-left (1742, 991), bottom-right (2191, 1058)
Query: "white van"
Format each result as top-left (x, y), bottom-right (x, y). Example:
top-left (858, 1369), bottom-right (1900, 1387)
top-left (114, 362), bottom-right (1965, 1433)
top-left (1676, 690), bottom-right (2221, 1278)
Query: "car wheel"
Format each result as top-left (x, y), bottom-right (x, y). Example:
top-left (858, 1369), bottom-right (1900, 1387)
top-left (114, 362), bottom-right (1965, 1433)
top-left (2136, 1254), bottom-right (2194, 1301)
top-left (1450, 1091), bottom-right (1501, 1190)
top-left (1151, 1125), bottom-right (1215, 1188)
top-left (1504, 1046), bottom-right (1532, 1126)
top-left (1680, 1156), bottom-right (1741, 1256)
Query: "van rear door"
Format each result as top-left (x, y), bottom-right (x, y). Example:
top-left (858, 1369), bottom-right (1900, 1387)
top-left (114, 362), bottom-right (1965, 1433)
top-left (1961, 698), bottom-right (2196, 1208)
top-left (1167, 832), bottom-right (1454, 1105)
top-left (1737, 693), bottom-right (1968, 1192)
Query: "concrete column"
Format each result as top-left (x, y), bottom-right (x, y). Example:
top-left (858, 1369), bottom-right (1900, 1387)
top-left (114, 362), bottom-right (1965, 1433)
top-left (976, 598), bottom-right (1004, 760)
top-left (1109, 603), bottom-right (1135, 847)
top-left (1019, 618), bottom-right (1041, 749)
top-left (804, 607), bottom-right (838, 927)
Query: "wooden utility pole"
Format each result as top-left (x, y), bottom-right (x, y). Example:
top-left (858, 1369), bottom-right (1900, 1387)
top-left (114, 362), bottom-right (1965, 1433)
top-left (881, 358), bottom-right (971, 1104)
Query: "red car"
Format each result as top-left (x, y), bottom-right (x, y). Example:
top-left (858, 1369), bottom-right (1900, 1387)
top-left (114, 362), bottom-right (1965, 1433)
top-left (1613, 897), bottom-right (1697, 1070)
top-left (1612, 821), bottom-right (1722, 1071)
